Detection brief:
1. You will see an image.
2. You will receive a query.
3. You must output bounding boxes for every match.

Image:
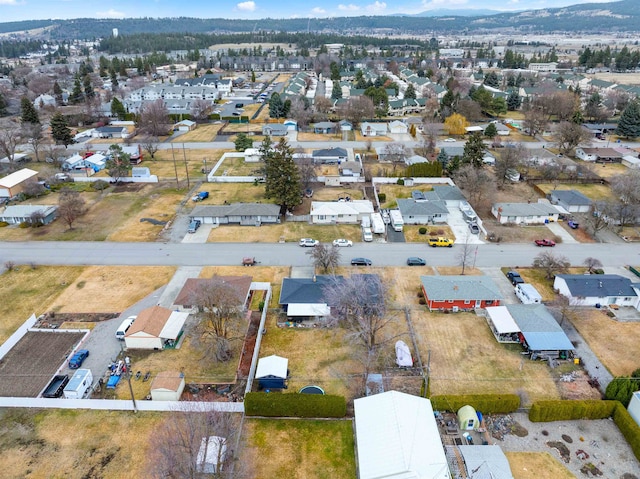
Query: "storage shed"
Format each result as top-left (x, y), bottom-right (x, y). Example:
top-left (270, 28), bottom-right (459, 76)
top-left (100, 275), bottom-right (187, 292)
top-left (150, 371), bottom-right (185, 401)
top-left (124, 306), bottom-right (189, 350)
top-left (457, 405), bottom-right (479, 431)
top-left (255, 355), bottom-right (288, 390)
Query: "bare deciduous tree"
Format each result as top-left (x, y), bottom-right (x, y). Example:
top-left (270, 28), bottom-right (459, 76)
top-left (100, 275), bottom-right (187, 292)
top-left (313, 96), bottom-right (333, 117)
top-left (288, 96), bottom-right (313, 129)
top-left (297, 158), bottom-right (316, 189)
top-left (583, 257), bottom-right (603, 274)
top-left (532, 250), bottom-right (570, 280)
top-left (138, 99), bottom-right (170, 137)
top-left (58, 188), bottom-right (87, 230)
top-left (190, 99), bottom-right (213, 122)
top-left (523, 106), bottom-right (548, 137)
top-left (28, 210), bottom-right (45, 227)
top-left (141, 136), bottom-right (160, 159)
top-left (495, 143), bottom-right (526, 187)
top-left (453, 164), bottom-right (496, 210)
top-left (555, 121), bottom-right (592, 155)
top-left (21, 122), bottom-right (45, 162)
top-left (0, 126), bottom-right (21, 162)
top-left (339, 96), bottom-right (375, 128)
top-left (149, 404), bottom-right (241, 479)
top-left (23, 181), bottom-right (45, 198)
top-left (307, 244), bottom-right (341, 274)
top-left (456, 233), bottom-right (476, 275)
top-left (190, 278), bottom-right (246, 362)
top-left (26, 73), bottom-right (52, 98)
top-left (610, 170), bottom-right (640, 206)
top-left (584, 202), bottom-right (609, 239)
top-left (382, 142), bottom-right (407, 164)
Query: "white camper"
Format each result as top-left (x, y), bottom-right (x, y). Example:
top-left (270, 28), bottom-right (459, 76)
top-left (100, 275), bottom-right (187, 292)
top-left (370, 212), bottom-right (386, 234)
top-left (63, 369), bottom-right (93, 399)
top-left (515, 283), bottom-right (542, 304)
top-left (389, 209), bottom-right (404, 232)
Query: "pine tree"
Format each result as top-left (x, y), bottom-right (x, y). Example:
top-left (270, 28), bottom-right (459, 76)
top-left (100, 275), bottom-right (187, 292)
top-left (484, 123), bottom-right (498, 139)
top-left (268, 93), bottom-right (285, 119)
top-left (83, 75), bottom-right (95, 99)
top-left (506, 91), bottom-right (521, 111)
top-left (463, 133), bottom-right (485, 167)
top-left (111, 98), bottom-right (127, 120)
top-left (331, 81), bottom-right (342, 100)
top-left (53, 81), bottom-right (63, 105)
top-left (20, 97), bottom-right (40, 124)
top-left (70, 77), bottom-right (84, 104)
top-left (263, 137), bottom-right (301, 213)
top-left (437, 149), bottom-right (449, 170)
top-left (50, 112), bottom-right (73, 147)
top-left (0, 91), bottom-right (7, 116)
top-left (404, 84), bottom-right (416, 99)
top-left (616, 100), bottom-right (640, 139)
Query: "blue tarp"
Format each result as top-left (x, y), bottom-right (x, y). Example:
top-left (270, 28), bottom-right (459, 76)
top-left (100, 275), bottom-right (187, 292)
top-left (106, 375), bottom-right (121, 389)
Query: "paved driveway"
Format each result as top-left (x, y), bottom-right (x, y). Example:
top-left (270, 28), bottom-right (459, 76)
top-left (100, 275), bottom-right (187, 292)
top-left (448, 208), bottom-right (484, 245)
top-left (545, 222), bottom-right (578, 244)
top-left (481, 267), bottom-right (519, 304)
top-left (181, 224), bottom-right (212, 243)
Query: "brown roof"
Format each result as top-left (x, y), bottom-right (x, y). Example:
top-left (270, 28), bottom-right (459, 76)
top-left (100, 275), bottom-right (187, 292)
top-left (150, 371), bottom-right (184, 391)
top-left (173, 276), bottom-right (253, 307)
top-left (126, 306), bottom-right (172, 337)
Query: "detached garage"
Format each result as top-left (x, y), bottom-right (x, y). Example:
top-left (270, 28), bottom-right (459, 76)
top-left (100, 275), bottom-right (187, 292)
top-left (124, 306), bottom-right (189, 350)
top-left (150, 371), bottom-right (185, 401)
top-left (255, 355), bottom-right (288, 390)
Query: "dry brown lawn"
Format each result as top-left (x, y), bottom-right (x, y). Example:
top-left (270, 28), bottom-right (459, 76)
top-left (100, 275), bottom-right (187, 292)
top-left (170, 123), bottom-right (224, 142)
top-left (0, 266), bottom-right (85, 343)
top-left (212, 155), bottom-right (263, 176)
top-left (386, 266), bottom-right (435, 306)
top-left (311, 186), bottom-right (364, 201)
top-left (197, 182), bottom-right (270, 205)
top-left (0, 409), bottom-right (163, 479)
top-left (411, 311), bottom-right (559, 405)
top-left (481, 220), bottom-right (550, 244)
top-left (581, 161), bottom-right (628, 180)
top-left (296, 132), bottom-right (343, 142)
top-left (207, 223), bottom-right (362, 244)
top-left (354, 132), bottom-right (390, 141)
top-left (48, 266), bottom-right (175, 313)
top-left (506, 452), bottom-right (576, 479)
top-left (242, 419), bottom-right (356, 479)
top-left (436, 266), bottom-right (483, 276)
top-left (377, 184), bottom-right (434, 208)
top-left (570, 309), bottom-right (640, 377)
top-left (536, 183), bottom-right (615, 202)
top-left (223, 122), bottom-right (263, 133)
top-left (404, 225), bottom-right (454, 243)
top-left (144, 148), bottom-right (225, 180)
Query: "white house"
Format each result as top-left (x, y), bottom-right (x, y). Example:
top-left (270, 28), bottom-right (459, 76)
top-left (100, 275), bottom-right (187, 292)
top-left (150, 371), bottom-right (185, 401)
top-left (354, 391), bottom-right (450, 479)
top-left (360, 122), bottom-right (388, 137)
top-left (628, 391), bottom-right (640, 428)
top-left (388, 120), bottom-right (408, 135)
top-left (310, 200), bottom-right (374, 224)
top-left (0, 205), bottom-right (58, 225)
top-left (124, 306), bottom-right (189, 349)
top-left (492, 202), bottom-right (560, 225)
top-left (575, 148), bottom-right (599, 162)
top-left (553, 274), bottom-right (639, 307)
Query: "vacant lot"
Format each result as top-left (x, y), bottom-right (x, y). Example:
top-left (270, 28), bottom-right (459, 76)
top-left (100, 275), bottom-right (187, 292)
top-left (170, 123), bottom-right (223, 142)
top-left (0, 331), bottom-right (85, 397)
top-left (143, 148), bottom-right (225, 180)
top-left (212, 155), bottom-right (263, 177)
top-left (0, 408), bottom-right (162, 478)
top-left (506, 452), bottom-right (575, 479)
top-left (570, 308), bottom-right (640, 377)
top-left (481, 221), bottom-right (551, 244)
top-left (242, 419), bottom-right (356, 479)
top-left (197, 182), bottom-right (271, 205)
top-left (411, 311), bottom-right (558, 405)
top-left (307, 185), bottom-right (365, 202)
top-left (207, 223), bottom-right (362, 244)
top-left (297, 132), bottom-right (343, 142)
top-left (0, 266), bottom-right (85, 343)
top-left (48, 266), bottom-right (175, 313)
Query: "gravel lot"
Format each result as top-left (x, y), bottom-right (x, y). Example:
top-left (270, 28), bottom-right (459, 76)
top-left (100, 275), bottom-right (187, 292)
top-left (496, 412), bottom-right (640, 478)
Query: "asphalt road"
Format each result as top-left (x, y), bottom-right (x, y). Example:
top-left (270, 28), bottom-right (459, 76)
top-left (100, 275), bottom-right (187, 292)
top-left (1, 241), bottom-right (637, 268)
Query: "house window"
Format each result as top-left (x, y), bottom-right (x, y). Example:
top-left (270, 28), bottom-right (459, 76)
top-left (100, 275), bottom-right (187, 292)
top-left (464, 300), bottom-right (470, 304)
top-left (448, 300), bottom-right (454, 303)
top-left (486, 300), bottom-right (494, 305)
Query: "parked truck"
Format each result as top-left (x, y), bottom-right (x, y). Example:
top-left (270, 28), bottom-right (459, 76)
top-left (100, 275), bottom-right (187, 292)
top-left (42, 374), bottom-right (69, 398)
top-left (370, 212), bottom-right (386, 234)
top-left (63, 369), bottom-right (93, 399)
top-left (389, 209), bottom-right (404, 232)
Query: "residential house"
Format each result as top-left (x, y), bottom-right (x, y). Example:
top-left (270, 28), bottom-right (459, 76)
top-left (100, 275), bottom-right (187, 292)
top-left (310, 200), bottom-right (374, 224)
top-left (397, 199), bottom-right (449, 224)
top-left (491, 202), bottom-right (560, 225)
top-left (150, 371), bottom-right (185, 401)
top-left (432, 185), bottom-right (466, 207)
top-left (173, 276), bottom-right (253, 311)
top-left (354, 391), bottom-right (450, 479)
top-left (63, 153), bottom-right (107, 172)
top-left (262, 124), bottom-right (289, 136)
top-left (94, 145), bottom-right (143, 165)
top-left (576, 147), bottom-right (623, 163)
top-left (360, 122), bottom-right (388, 137)
top-left (174, 119), bottom-right (197, 132)
top-left (279, 275), bottom-right (342, 321)
top-left (0, 205), bottom-right (58, 225)
top-left (548, 189), bottom-right (592, 213)
top-left (124, 306), bottom-right (189, 350)
top-left (312, 147), bottom-right (348, 164)
top-left (339, 161), bottom-right (363, 177)
top-left (0, 168), bottom-right (38, 198)
top-left (553, 274), bottom-right (639, 307)
top-left (420, 275), bottom-right (503, 312)
top-left (190, 203), bottom-right (280, 226)
top-left (33, 94), bottom-right (56, 109)
top-left (405, 154), bottom-right (429, 166)
top-left (312, 121), bottom-right (338, 134)
top-left (92, 126), bottom-right (128, 139)
top-left (388, 120), bottom-right (408, 135)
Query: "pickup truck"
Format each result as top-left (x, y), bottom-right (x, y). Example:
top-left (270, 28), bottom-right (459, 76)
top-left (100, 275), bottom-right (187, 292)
top-left (427, 237), bottom-right (454, 247)
top-left (42, 374), bottom-right (69, 398)
top-left (192, 191), bottom-right (209, 202)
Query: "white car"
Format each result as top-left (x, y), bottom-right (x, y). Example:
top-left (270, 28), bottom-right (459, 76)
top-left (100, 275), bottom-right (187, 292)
top-left (332, 239), bottom-right (353, 247)
top-left (299, 238), bottom-right (319, 247)
top-left (443, 138), bottom-right (456, 142)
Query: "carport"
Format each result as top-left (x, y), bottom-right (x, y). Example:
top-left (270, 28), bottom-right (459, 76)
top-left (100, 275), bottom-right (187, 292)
top-left (484, 306), bottom-right (520, 343)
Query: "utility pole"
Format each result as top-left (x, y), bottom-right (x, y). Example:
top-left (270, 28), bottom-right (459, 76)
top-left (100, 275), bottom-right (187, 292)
top-left (171, 144), bottom-right (179, 187)
top-left (182, 143), bottom-right (190, 188)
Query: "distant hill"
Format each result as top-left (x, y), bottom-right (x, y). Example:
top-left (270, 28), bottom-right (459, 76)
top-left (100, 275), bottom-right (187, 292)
top-left (0, 0), bottom-right (637, 40)
top-left (412, 9), bottom-right (504, 17)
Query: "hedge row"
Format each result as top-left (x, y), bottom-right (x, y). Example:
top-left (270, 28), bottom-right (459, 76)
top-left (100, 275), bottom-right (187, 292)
top-left (529, 400), bottom-right (640, 462)
top-left (244, 392), bottom-right (346, 418)
top-left (529, 400), bottom-right (617, 422)
top-left (430, 394), bottom-right (520, 414)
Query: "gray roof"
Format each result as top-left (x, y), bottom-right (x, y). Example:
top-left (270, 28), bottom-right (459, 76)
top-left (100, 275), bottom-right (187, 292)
top-left (279, 275), bottom-right (343, 305)
top-left (0, 205), bottom-right (57, 217)
top-left (493, 202), bottom-right (559, 217)
top-left (506, 304), bottom-right (574, 351)
top-left (458, 445), bottom-right (514, 479)
top-left (556, 274), bottom-right (637, 298)
top-left (549, 189), bottom-right (592, 206)
top-left (432, 185), bottom-right (465, 202)
top-left (420, 275), bottom-right (503, 301)
top-left (191, 203), bottom-right (280, 217)
top-left (440, 146), bottom-right (464, 158)
top-left (312, 147), bottom-right (347, 158)
top-left (398, 199), bottom-right (449, 216)
top-left (313, 121), bottom-right (337, 128)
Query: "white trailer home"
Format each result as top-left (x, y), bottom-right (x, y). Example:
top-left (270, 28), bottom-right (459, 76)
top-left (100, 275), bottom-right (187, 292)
top-left (63, 369), bottom-right (93, 399)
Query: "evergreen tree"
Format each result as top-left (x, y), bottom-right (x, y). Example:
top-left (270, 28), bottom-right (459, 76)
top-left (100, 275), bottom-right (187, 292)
top-left (463, 133), bottom-right (485, 167)
top-left (330, 62), bottom-right (340, 81)
top-left (404, 84), bottom-right (416, 99)
top-left (268, 92), bottom-right (285, 119)
top-left (20, 97), bottom-right (40, 124)
top-left (53, 81), bottom-right (63, 105)
top-left (571, 109), bottom-right (584, 125)
top-left (616, 100), bottom-right (640, 138)
top-left (483, 71), bottom-right (500, 88)
top-left (331, 81), bottom-right (342, 100)
top-left (70, 77), bottom-right (84, 104)
top-left (484, 123), bottom-right (498, 139)
top-left (263, 137), bottom-right (301, 213)
top-left (105, 144), bottom-right (132, 182)
top-left (50, 112), bottom-right (73, 147)
top-left (83, 75), bottom-right (95, 99)
top-left (110, 68), bottom-right (119, 89)
top-left (0, 91), bottom-right (7, 116)
top-left (437, 149), bottom-right (449, 170)
top-left (506, 91), bottom-right (521, 111)
top-left (110, 97), bottom-right (127, 120)
top-left (234, 132), bottom-right (253, 152)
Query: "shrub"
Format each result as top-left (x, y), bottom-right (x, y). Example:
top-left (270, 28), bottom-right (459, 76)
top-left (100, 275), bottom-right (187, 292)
top-left (396, 178), bottom-right (404, 185)
top-left (418, 227), bottom-right (427, 235)
top-left (417, 290), bottom-right (424, 298)
top-left (430, 394), bottom-right (520, 414)
top-left (553, 235), bottom-right (563, 244)
top-left (244, 392), bottom-right (346, 418)
top-left (419, 298), bottom-right (426, 305)
top-left (258, 301), bottom-right (265, 312)
top-left (378, 193), bottom-right (386, 202)
top-left (429, 230), bottom-right (438, 236)
top-left (612, 402), bottom-right (640, 461)
top-left (0, 221), bottom-right (8, 227)
top-left (92, 180), bottom-right (109, 191)
top-left (19, 222), bottom-right (29, 229)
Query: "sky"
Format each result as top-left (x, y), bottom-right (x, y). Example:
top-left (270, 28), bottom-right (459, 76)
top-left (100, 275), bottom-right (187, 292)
top-left (0, 0), bottom-right (620, 23)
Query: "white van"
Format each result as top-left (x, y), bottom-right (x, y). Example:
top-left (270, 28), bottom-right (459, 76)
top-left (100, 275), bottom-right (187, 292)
top-left (515, 283), bottom-right (542, 304)
top-left (115, 316), bottom-right (136, 340)
top-left (362, 227), bottom-right (373, 242)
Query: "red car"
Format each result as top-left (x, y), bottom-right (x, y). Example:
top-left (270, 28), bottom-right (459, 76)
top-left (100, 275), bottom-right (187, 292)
top-left (535, 239), bottom-right (556, 247)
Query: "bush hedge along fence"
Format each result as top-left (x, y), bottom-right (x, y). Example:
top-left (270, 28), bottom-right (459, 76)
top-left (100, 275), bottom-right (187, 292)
top-left (244, 392), bottom-right (347, 418)
top-left (430, 394), bottom-right (520, 414)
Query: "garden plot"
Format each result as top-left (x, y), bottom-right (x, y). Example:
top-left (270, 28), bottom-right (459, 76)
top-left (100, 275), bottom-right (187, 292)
top-left (0, 331), bottom-right (85, 397)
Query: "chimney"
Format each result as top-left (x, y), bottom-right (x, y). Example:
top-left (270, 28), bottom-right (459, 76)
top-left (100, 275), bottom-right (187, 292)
top-left (313, 275), bottom-right (316, 283)
top-left (599, 281), bottom-right (603, 288)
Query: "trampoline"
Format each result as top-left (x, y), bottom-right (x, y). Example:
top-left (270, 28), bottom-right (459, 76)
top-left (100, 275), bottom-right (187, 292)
top-left (299, 385), bottom-right (325, 395)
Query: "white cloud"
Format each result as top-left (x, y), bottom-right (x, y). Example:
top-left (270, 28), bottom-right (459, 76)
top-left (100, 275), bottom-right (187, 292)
top-left (0, 0), bottom-right (19, 4)
top-left (338, 4), bottom-right (360, 11)
top-left (311, 7), bottom-right (326, 14)
top-left (421, 0), bottom-right (467, 7)
top-left (96, 8), bottom-right (125, 18)
top-left (236, 1), bottom-right (256, 11)
top-left (366, 1), bottom-right (386, 12)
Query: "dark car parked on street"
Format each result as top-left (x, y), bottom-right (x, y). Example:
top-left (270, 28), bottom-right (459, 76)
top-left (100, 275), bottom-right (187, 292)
top-left (407, 257), bottom-right (427, 266)
top-left (351, 257), bottom-right (372, 266)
